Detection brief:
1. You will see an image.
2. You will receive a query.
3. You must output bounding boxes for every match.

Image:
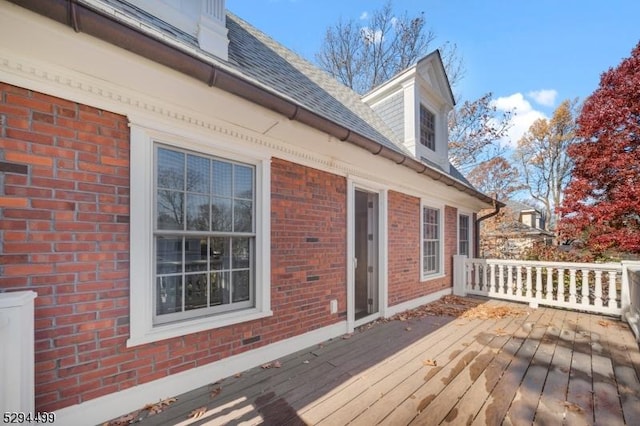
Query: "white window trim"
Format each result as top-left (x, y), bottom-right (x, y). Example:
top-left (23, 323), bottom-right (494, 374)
top-left (128, 123), bottom-right (272, 347)
top-left (458, 212), bottom-right (472, 257)
top-left (420, 199), bottom-right (445, 282)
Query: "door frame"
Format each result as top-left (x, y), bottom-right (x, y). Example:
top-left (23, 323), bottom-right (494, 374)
top-left (346, 178), bottom-right (388, 332)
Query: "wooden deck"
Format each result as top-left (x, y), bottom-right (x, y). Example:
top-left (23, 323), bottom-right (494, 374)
top-left (106, 299), bottom-right (640, 425)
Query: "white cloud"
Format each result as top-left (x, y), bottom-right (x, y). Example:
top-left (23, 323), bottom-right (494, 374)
top-left (527, 89), bottom-right (558, 107)
top-left (360, 11), bottom-right (368, 20)
top-left (492, 93), bottom-right (547, 147)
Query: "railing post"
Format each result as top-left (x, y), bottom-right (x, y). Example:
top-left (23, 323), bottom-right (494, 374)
top-left (622, 261), bottom-right (640, 342)
top-left (453, 255), bottom-right (468, 296)
top-left (0, 291), bottom-right (37, 415)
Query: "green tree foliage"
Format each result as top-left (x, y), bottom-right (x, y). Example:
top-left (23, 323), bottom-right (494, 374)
top-left (559, 42), bottom-right (640, 254)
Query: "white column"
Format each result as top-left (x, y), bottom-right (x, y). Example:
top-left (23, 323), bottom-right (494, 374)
top-left (0, 291), bottom-right (37, 415)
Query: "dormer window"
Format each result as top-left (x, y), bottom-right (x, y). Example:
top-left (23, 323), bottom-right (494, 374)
top-left (419, 104), bottom-right (435, 151)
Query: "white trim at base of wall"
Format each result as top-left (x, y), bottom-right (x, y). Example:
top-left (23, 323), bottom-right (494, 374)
top-left (53, 321), bottom-right (348, 426)
top-left (385, 288), bottom-right (452, 318)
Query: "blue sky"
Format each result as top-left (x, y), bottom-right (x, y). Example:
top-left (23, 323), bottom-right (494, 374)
top-left (227, 0), bottom-right (639, 144)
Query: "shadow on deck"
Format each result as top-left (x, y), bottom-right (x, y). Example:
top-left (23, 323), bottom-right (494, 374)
top-left (104, 298), bottom-right (640, 425)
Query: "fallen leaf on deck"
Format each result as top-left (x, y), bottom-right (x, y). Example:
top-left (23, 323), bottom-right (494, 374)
top-left (423, 359), bottom-right (437, 366)
top-left (495, 328), bottom-right (507, 336)
top-left (405, 326), bottom-right (412, 331)
top-left (104, 413), bottom-right (135, 426)
top-left (188, 407), bottom-right (207, 419)
top-left (144, 397), bottom-right (177, 415)
top-left (261, 362), bottom-right (273, 369)
top-left (210, 387), bottom-right (221, 398)
top-left (461, 305), bottom-right (526, 320)
top-left (234, 373), bottom-right (242, 378)
top-left (598, 320), bottom-right (612, 327)
top-left (563, 401), bottom-right (583, 413)
top-left (273, 360), bottom-right (282, 368)
top-left (342, 334), bottom-right (353, 340)
top-left (303, 360), bottom-right (310, 364)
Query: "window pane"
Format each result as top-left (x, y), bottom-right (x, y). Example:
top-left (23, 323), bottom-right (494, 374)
top-left (187, 154), bottom-right (210, 193)
top-left (212, 196), bottom-right (232, 231)
top-left (234, 200), bottom-right (253, 232)
top-left (157, 148), bottom-right (184, 190)
top-left (185, 273), bottom-right (208, 311)
top-left (156, 236), bottom-right (183, 274)
top-left (157, 190), bottom-right (184, 230)
top-left (211, 237), bottom-right (230, 270)
top-left (186, 193), bottom-right (210, 231)
top-left (185, 237), bottom-right (208, 272)
top-left (210, 271), bottom-right (229, 306)
top-left (212, 160), bottom-right (232, 197)
top-left (232, 238), bottom-right (251, 269)
top-left (232, 270), bottom-right (250, 302)
top-left (157, 275), bottom-right (183, 315)
top-left (234, 165), bottom-right (253, 199)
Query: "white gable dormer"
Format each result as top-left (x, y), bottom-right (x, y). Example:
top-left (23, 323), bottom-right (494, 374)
top-left (363, 50), bottom-right (455, 173)
top-left (126, 0), bottom-right (229, 61)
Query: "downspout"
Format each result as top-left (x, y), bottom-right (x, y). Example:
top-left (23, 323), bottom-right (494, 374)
top-left (474, 196), bottom-right (501, 258)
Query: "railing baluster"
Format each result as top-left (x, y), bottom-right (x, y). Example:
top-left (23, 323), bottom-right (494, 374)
top-left (569, 269), bottom-right (577, 304)
top-left (557, 268), bottom-right (565, 302)
top-left (516, 266), bottom-right (523, 297)
top-left (581, 269), bottom-right (590, 305)
top-left (608, 270), bottom-right (617, 309)
top-left (498, 265), bottom-right (505, 295)
top-left (507, 265), bottom-right (514, 295)
top-left (546, 267), bottom-right (553, 301)
top-left (473, 262), bottom-right (480, 291)
top-left (482, 263), bottom-right (488, 292)
top-left (525, 267), bottom-right (533, 299)
top-left (490, 263), bottom-right (496, 293)
top-left (535, 267), bottom-right (543, 300)
top-left (594, 270), bottom-right (603, 307)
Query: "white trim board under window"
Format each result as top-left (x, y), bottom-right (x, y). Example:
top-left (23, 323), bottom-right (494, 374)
top-left (420, 200), bottom-right (444, 281)
top-left (128, 124), bottom-right (272, 347)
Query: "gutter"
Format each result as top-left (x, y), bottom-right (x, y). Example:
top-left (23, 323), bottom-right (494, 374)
top-left (9, 0), bottom-right (498, 206)
top-left (474, 197), bottom-right (502, 258)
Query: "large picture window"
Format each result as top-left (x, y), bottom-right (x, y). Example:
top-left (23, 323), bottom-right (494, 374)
top-left (422, 206), bottom-right (440, 276)
top-left (419, 104), bottom-right (436, 151)
top-left (154, 145), bottom-right (255, 324)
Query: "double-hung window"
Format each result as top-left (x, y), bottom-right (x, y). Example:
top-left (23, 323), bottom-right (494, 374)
top-left (419, 104), bottom-right (436, 151)
top-left (422, 206), bottom-right (440, 276)
top-left (154, 145), bottom-right (255, 324)
top-left (459, 214), bottom-right (470, 257)
top-left (128, 124), bottom-right (271, 347)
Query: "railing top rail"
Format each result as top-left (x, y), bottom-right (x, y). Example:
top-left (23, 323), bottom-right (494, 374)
top-left (466, 258), bottom-right (622, 271)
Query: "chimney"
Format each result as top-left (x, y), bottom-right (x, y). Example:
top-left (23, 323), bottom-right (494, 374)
top-left (198, 0), bottom-right (229, 61)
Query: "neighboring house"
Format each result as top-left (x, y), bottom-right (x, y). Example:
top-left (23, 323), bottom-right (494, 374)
top-left (480, 200), bottom-right (554, 259)
top-left (0, 1), bottom-right (495, 423)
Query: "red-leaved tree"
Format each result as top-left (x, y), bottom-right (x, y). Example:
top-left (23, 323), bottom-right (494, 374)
top-left (559, 42), bottom-right (640, 254)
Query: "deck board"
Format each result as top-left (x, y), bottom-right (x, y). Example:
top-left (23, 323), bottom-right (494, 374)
top-left (103, 299), bottom-right (640, 426)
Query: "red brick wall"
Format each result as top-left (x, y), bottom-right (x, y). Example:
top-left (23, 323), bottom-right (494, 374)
top-left (268, 158), bottom-right (347, 336)
top-left (387, 191), bottom-right (456, 306)
top-left (0, 83), bottom-right (347, 412)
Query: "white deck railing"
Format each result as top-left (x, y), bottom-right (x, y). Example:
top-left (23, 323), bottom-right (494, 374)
top-left (453, 256), bottom-right (640, 318)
